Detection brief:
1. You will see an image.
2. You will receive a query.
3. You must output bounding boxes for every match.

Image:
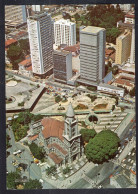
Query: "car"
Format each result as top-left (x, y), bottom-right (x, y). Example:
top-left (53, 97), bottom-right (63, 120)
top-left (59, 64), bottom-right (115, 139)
top-left (116, 154), bottom-right (119, 158)
top-left (128, 159), bottom-right (131, 162)
top-left (128, 152), bottom-right (131, 156)
top-left (132, 153), bottom-right (135, 156)
top-left (119, 149), bottom-right (122, 153)
top-left (118, 147), bottom-right (121, 151)
top-left (98, 185), bottom-right (102, 189)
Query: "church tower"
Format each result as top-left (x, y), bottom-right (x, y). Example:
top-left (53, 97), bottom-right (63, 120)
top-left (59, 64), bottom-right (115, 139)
top-left (63, 103), bottom-right (83, 163)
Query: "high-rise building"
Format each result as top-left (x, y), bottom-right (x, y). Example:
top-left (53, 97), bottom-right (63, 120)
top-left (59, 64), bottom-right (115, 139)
top-left (27, 12), bottom-right (53, 76)
top-left (54, 19), bottom-right (76, 46)
top-left (78, 26), bottom-right (106, 86)
top-left (53, 50), bottom-right (72, 83)
top-left (115, 30), bottom-right (131, 65)
top-left (5, 5), bottom-right (27, 23)
top-left (130, 27), bottom-right (135, 64)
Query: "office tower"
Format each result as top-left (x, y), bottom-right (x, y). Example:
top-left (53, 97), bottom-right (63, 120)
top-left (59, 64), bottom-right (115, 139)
top-left (115, 30), bottom-right (131, 65)
top-left (130, 27), bottom-right (135, 64)
top-left (79, 26), bottom-right (106, 86)
top-left (53, 50), bottom-right (72, 83)
top-left (5, 5), bottom-right (27, 23)
top-left (54, 19), bottom-right (76, 46)
top-left (27, 12), bottom-right (53, 76)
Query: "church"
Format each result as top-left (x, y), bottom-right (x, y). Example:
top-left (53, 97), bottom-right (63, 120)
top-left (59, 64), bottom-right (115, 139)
top-left (28, 103), bottom-right (84, 166)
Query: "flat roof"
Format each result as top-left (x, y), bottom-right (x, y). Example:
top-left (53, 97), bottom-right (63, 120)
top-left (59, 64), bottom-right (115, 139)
top-left (99, 83), bottom-right (125, 91)
top-left (81, 26), bottom-right (105, 34)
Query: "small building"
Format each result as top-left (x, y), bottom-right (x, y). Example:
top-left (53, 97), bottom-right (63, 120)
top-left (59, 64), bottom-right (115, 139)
top-left (112, 78), bottom-right (134, 92)
top-left (125, 11), bottom-right (135, 24)
top-left (53, 50), bottom-right (72, 83)
top-left (97, 83), bottom-right (125, 97)
top-left (63, 42), bottom-right (80, 57)
top-left (28, 103), bottom-right (84, 166)
top-left (105, 48), bottom-right (115, 60)
top-left (18, 55), bottom-right (32, 71)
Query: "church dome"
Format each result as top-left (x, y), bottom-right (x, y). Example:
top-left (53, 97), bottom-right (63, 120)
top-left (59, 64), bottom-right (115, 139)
top-left (66, 103), bottom-right (75, 117)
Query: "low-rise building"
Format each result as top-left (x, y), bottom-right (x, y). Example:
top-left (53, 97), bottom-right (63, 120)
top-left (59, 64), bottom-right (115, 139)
top-left (5, 39), bottom-right (17, 49)
top-left (63, 42), bottom-right (80, 56)
top-left (125, 11), bottom-right (135, 24)
top-left (112, 78), bottom-right (134, 92)
top-left (97, 83), bottom-right (125, 97)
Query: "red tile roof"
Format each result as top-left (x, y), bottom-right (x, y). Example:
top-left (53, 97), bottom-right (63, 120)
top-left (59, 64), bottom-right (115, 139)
top-left (48, 152), bottom-right (63, 164)
top-left (19, 58), bottom-right (31, 66)
top-left (118, 75), bottom-right (134, 82)
top-left (5, 39), bottom-right (17, 47)
top-left (48, 143), bottom-right (67, 155)
top-left (63, 43), bottom-right (80, 52)
top-left (114, 79), bottom-right (133, 87)
top-left (125, 14), bottom-right (135, 18)
top-left (41, 118), bottom-right (64, 141)
top-left (26, 65), bottom-right (32, 71)
top-left (28, 134), bottom-right (38, 141)
top-left (105, 49), bottom-right (114, 56)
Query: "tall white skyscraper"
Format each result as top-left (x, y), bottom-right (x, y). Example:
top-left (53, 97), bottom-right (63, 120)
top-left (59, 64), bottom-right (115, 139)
top-left (27, 12), bottom-right (53, 76)
top-left (54, 19), bottom-right (76, 46)
top-left (130, 27), bottom-right (135, 64)
top-left (78, 26), bottom-right (106, 86)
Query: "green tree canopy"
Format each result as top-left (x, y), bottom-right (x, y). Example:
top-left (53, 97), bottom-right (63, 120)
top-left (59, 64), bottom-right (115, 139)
top-left (29, 142), bottom-right (45, 160)
top-left (18, 39), bottom-right (30, 55)
top-left (24, 179), bottom-right (42, 189)
top-left (80, 128), bottom-right (97, 143)
top-left (85, 130), bottom-right (120, 164)
top-left (7, 171), bottom-right (21, 189)
top-left (46, 166), bottom-right (57, 175)
top-left (129, 87), bottom-right (135, 97)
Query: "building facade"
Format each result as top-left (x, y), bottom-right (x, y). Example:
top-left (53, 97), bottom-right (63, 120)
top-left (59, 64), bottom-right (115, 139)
top-left (79, 26), bottom-right (106, 86)
top-left (28, 103), bottom-right (83, 166)
top-left (115, 30), bottom-right (131, 65)
top-left (5, 5), bottom-right (27, 23)
top-left (27, 12), bottom-right (53, 76)
top-left (53, 50), bottom-right (72, 83)
top-left (130, 27), bottom-right (135, 64)
top-left (125, 12), bottom-right (135, 24)
top-left (54, 19), bottom-right (76, 46)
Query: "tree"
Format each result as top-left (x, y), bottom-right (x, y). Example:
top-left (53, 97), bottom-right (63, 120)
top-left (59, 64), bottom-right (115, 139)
top-left (85, 130), bottom-right (120, 164)
top-left (63, 166), bottom-right (71, 174)
top-left (24, 179), bottom-right (42, 189)
top-left (74, 13), bottom-right (80, 21)
top-left (80, 128), bottom-right (97, 143)
top-left (18, 39), bottom-right (30, 56)
top-left (55, 95), bottom-right (62, 103)
top-left (63, 13), bottom-right (71, 20)
top-left (6, 134), bottom-right (11, 149)
top-left (112, 65), bottom-right (118, 75)
top-left (29, 142), bottom-right (45, 160)
top-left (129, 87), bottom-right (135, 97)
top-left (7, 171), bottom-right (21, 189)
top-left (46, 166), bottom-right (57, 175)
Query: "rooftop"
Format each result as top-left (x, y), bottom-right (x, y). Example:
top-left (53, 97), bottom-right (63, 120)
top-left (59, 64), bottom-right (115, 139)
top-left (48, 143), bottom-right (67, 155)
top-left (55, 19), bottom-right (75, 26)
top-left (114, 79), bottom-right (134, 87)
top-left (18, 58), bottom-right (31, 66)
top-left (5, 39), bottom-right (17, 47)
top-left (99, 83), bottom-right (125, 91)
top-left (48, 152), bottom-right (63, 164)
top-left (41, 118), bottom-right (64, 141)
top-left (54, 50), bottom-right (71, 57)
top-left (81, 26), bottom-right (105, 34)
top-left (63, 42), bottom-right (80, 53)
top-left (28, 134), bottom-right (38, 141)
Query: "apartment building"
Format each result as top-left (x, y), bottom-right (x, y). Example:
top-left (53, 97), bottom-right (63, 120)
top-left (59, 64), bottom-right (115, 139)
top-left (78, 26), bottom-right (106, 86)
top-left (27, 12), bottom-right (53, 76)
top-left (5, 5), bottom-right (27, 23)
top-left (115, 30), bottom-right (131, 65)
top-left (53, 50), bottom-right (72, 83)
top-left (54, 19), bottom-right (76, 46)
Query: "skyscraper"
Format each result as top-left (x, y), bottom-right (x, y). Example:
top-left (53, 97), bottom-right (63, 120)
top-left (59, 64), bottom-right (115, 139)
top-left (53, 50), bottom-right (72, 83)
top-left (5, 5), bottom-right (27, 23)
top-left (78, 26), bottom-right (106, 86)
top-left (115, 30), bottom-right (131, 65)
top-left (27, 12), bottom-right (53, 76)
top-left (130, 27), bottom-right (135, 64)
top-left (54, 19), bottom-right (76, 46)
